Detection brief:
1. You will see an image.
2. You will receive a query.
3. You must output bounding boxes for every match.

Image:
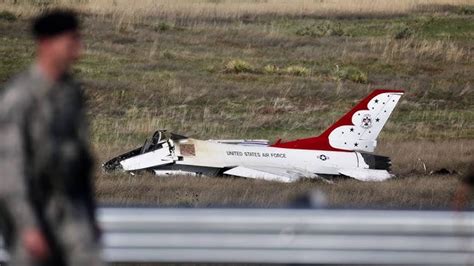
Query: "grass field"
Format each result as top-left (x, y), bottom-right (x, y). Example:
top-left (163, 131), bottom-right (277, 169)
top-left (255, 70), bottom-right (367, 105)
top-left (0, 0), bottom-right (473, 209)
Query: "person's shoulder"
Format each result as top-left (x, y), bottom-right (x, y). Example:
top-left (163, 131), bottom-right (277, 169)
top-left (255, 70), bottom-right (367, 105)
top-left (0, 69), bottom-right (36, 116)
top-left (6, 66), bottom-right (39, 85)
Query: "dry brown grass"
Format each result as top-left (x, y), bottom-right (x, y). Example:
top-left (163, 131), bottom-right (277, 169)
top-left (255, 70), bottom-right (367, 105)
top-left (94, 139), bottom-right (473, 209)
top-left (1, 1), bottom-right (472, 210)
top-left (378, 38), bottom-right (471, 63)
top-left (1, 0), bottom-right (472, 22)
top-left (378, 139), bottom-right (474, 175)
top-left (95, 172), bottom-right (466, 209)
top-left (84, 0), bottom-right (474, 19)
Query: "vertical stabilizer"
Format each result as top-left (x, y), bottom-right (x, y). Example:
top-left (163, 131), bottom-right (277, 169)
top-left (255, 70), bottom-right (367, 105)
top-left (271, 90), bottom-right (404, 152)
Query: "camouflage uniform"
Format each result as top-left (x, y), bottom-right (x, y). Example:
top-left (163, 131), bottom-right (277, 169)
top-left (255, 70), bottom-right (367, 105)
top-left (462, 162), bottom-right (474, 186)
top-left (0, 65), bottom-right (102, 266)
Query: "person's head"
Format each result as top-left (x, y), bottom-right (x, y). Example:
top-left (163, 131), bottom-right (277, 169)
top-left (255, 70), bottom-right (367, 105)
top-left (32, 9), bottom-right (81, 78)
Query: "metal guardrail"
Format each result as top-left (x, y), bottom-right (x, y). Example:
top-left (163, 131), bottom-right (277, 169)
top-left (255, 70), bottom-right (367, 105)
top-left (1, 208), bottom-right (474, 265)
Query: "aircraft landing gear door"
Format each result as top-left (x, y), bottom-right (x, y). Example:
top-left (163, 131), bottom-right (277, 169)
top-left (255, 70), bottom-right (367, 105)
top-left (120, 141), bottom-right (175, 171)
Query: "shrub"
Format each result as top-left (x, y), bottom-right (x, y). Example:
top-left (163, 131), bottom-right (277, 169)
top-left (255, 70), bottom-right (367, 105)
top-left (284, 65), bottom-right (309, 76)
top-left (296, 21), bottom-right (345, 37)
top-left (0, 11), bottom-right (16, 22)
top-left (333, 65), bottom-right (368, 84)
top-left (394, 25), bottom-right (414, 39)
top-left (224, 59), bottom-right (255, 74)
top-left (457, 6), bottom-right (474, 15)
top-left (155, 22), bottom-right (172, 32)
top-left (162, 50), bottom-right (176, 59)
top-left (263, 64), bottom-right (279, 74)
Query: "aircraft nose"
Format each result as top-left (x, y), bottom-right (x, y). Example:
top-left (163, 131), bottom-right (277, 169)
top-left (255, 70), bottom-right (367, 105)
top-left (103, 159), bottom-right (123, 172)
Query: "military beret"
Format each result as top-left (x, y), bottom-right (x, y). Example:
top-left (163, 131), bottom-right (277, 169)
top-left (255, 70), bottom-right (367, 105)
top-left (32, 9), bottom-right (79, 39)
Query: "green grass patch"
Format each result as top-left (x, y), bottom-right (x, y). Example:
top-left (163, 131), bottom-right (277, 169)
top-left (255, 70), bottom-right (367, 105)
top-left (0, 10), bottom-right (16, 21)
top-left (295, 20), bottom-right (346, 37)
top-left (418, 16), bottom-right (474, 39)
top-left (456, 5), bottom-right (474, 15)
top-left (0, 38), bottom-right (33, 82)
top-left (275, 15), bottom-right (473, 40)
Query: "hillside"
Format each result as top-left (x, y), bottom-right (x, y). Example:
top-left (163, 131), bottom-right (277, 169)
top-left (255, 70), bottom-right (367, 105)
top-left (0, 0), bottom-right (473, 208)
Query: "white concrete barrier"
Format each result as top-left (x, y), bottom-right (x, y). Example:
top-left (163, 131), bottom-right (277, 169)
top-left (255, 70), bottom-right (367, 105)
top-left (2, 208), bottom-right (474, 265)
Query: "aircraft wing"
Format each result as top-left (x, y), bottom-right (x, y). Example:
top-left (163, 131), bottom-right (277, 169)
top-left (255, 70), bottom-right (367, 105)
top-left (223, 166), bottom-right (317, 183)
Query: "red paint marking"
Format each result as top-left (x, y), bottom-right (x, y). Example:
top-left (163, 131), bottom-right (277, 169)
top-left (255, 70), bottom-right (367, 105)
top-left (271, 89), bottom-right (404, 151)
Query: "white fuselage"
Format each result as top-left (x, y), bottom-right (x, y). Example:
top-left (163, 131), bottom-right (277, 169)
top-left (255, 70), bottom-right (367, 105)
top-left (117, 137), bottom-right (390, 182)
top-left (109, 90), bottom-right (402, 182)
top-left (175, 139), bottom-right (364, 176)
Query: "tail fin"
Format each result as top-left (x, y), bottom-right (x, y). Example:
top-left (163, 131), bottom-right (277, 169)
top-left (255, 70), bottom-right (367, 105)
top-left (271, 89), bottom-right (404, 152)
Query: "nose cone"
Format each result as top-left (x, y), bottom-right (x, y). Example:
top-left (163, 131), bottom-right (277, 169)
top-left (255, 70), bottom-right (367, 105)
top-left (102, 146), bottom-right (143, 172)
top-left (102, 158), bottom-right (124, 172)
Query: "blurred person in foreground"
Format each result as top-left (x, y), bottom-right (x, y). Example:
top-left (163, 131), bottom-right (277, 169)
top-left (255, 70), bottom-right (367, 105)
top-left (0, 10), bottom-right (103, 266)
top-left (453, 161), bottom-right (474, 211)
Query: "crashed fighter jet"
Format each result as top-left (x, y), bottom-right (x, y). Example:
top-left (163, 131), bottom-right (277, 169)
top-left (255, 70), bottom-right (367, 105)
top-left (104, 89), bottom-right (404, 182)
